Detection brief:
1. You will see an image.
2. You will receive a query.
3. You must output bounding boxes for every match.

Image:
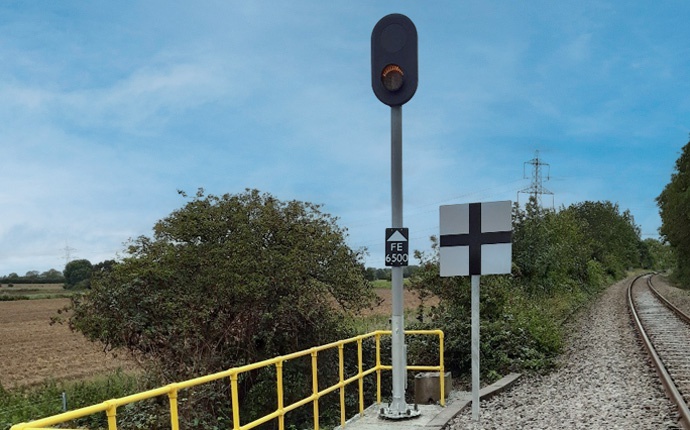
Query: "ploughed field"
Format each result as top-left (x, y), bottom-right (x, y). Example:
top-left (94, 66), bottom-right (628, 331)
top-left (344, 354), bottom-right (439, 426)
top-left (0, 287), bottom-right (431, 388)
top-left (362, 286), bottom-right (437, 316)
top-left (0, 298), bottom-right (134, 389)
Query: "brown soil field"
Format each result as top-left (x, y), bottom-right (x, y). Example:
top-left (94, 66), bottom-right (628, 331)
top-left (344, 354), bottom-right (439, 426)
top-left (0, 298), bottom-right (134, 389)
top-left (0, 283), bottom-right (67, 297)
top-left (363, 288), bottom-right (439, 316)
top-left (0, 283), bottom-right (64, 290)
top-left (0, 288), bottom-right (436, 389)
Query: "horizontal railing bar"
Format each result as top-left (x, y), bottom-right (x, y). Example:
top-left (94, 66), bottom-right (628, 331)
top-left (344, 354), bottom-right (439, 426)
top-left (343, 373), bottom-right (365, 387)
top-left (283, 394), bottom-right (317, 414)
top-left (175, 371), bottom-right (236, 389)
top-left (361, 367), bottom-right (378, 378)
top-left (319, 381), bottom-right (343, 398)
top-left (184, 331), bottom-right (388, 384)
top-left (374, 329), bottom-right (443, 336)
top-left (317, 369), bottom-right (376, 400)
top-left (407, 365), bottom-right (441, 371)
top-left (403, 329), bottom-right (443, 336)
top-left (240, 408), bottom-right (281, 430)
top-left (10, 399), bottom-right (122, 430)
top-left (360, 364), bottom-right (439, 372)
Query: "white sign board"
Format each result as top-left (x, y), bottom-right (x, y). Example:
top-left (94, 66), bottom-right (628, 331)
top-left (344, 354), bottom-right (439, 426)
top-left (439, 201), bottom-right (512, 277)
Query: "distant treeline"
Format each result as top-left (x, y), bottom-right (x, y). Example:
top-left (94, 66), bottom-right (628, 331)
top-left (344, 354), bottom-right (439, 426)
top-left (1, 269), bottom-right (65, 284)
top-left (364, 265), bottom-right (419, 281)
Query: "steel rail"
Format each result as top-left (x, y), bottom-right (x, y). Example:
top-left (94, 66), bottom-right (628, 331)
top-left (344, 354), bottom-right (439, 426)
top-left (627, 274), bottom-right (690, 429)
top-left (647, 274), bottom-right (690, 325)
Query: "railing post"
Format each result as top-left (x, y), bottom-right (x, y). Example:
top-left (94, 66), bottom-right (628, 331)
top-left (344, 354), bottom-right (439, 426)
top-left (339, 344), bottom-right (346, 427)
top-left (439, 331), bottom-right (446, 406)
top-left (105, 401), bottom-right (117, 430)
top-left (230, 372), bottom-right (240, 430)
top-left (376, 333), bottom-right (382, 404)
top-left (168, 385), bottom-right (180, 430)
top-left (357, 338), bottom-right (364, 415)
top-left (276, 360), bottom-right (285, 430)
top-left (311, 349), bottom-right (320, 430)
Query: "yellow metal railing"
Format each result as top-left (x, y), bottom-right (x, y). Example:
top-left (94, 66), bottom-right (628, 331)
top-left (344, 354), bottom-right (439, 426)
top-left (10, 329), bottom-right (444, 430)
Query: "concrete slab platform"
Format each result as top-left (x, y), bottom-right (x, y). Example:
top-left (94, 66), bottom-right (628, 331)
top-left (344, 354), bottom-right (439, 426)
top-left (334, 373), bottom-right (521, 430)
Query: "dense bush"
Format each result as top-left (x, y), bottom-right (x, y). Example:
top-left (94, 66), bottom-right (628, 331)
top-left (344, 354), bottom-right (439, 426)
top-left (409, 246), bottom-right (562, 380)
top-left (66, 189), bottom-right (375, 429)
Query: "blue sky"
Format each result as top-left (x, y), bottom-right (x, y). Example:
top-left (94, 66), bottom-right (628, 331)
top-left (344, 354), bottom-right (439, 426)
top-left (1, 1), bottom-right (689, 276)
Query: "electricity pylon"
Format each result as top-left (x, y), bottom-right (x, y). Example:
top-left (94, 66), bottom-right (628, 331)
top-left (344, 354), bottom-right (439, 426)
top-left (518, 150), bottom-right (554, 208)
top-left (62, 244), bottom-right (77, 267)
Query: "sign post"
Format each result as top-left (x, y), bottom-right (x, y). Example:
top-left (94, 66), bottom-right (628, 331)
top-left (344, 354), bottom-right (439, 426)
top-left (372, 13), bottom-right (419, 420)
top-left (439, 201), bottom-right (512, 421)
top-left (471, 274), bottom-right (480, 419)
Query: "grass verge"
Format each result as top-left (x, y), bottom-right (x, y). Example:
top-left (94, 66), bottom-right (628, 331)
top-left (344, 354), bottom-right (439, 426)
top-left (0, 369), bottom-right (144, 430)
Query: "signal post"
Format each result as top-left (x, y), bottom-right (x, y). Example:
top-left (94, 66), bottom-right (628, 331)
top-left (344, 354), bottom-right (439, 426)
top-left (371, 13), bottom-right (419, 420)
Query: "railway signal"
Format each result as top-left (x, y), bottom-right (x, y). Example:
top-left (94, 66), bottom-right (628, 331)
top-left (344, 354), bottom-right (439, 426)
top-left (371, 13), bottom-right (418, 107)
top-left (372, 13), bottom-right (420, 420)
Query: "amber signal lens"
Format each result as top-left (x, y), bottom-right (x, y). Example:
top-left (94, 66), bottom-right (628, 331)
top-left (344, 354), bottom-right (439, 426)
top-left (381, 64), bottom-right (404, 91)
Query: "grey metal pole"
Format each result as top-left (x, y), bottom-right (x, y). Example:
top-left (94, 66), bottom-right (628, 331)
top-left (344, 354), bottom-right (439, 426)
top-left (471, 274), bottom-right (480, 421)
top-left (391, 106), bottom-right (403, 227)
top-left (389, 105), bottom-right (406, 415)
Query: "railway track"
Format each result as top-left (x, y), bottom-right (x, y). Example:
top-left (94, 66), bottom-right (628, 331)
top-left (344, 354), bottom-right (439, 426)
top-left (629, 274), bottom-right (690, 429)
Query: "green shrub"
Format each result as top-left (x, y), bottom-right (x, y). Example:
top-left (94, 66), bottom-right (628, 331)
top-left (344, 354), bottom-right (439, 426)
top-left (66, 190), bottom-right (376, 430)
top-left (408, 274), bottom-right (562, 380)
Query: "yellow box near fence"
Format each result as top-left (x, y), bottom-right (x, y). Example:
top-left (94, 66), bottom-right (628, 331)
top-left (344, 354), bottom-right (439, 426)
top-left (10, 329), bottom-right (444, 430)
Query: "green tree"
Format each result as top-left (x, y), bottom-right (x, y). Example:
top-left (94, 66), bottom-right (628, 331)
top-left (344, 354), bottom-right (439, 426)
top-left (375, 268), bottom-right (391, 280)
top-left (63, 259), bottom-right (93, 289)
top-left (92, 259), bottom-right (117, 276)
top-left (640, 238), bottom-right (674, 271)
top-left (562, 201), bottom-right (641, 278)
top-left (40, 268), bottom-right (65, 281)
top-left (512, 199), bottom-right (595, 294)
top-left (68, 189), bottom-right (375, 427)
top-left (25, 270), bottom-right (39, 279)
top-left (657, 139), bottom-right (690, 286)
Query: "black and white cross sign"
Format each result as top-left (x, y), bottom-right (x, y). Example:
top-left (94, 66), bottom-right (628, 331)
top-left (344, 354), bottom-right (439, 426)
top-left (439, 201), bottom-right (512, 277)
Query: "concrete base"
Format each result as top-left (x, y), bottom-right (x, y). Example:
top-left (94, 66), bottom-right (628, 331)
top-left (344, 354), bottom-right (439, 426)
top-left (414, 372), bottom-right (452, 404)
top-left (334, 373), bottom-right (522, 430)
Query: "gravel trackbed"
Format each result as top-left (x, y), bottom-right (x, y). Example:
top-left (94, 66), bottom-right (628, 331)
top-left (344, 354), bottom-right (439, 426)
top-left (447, 277), bottom-right (680, 430)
